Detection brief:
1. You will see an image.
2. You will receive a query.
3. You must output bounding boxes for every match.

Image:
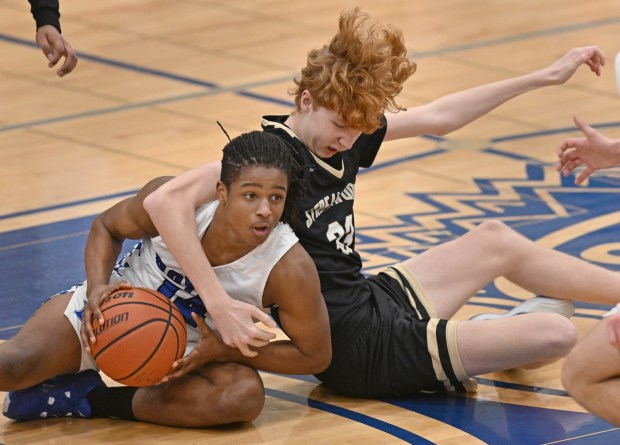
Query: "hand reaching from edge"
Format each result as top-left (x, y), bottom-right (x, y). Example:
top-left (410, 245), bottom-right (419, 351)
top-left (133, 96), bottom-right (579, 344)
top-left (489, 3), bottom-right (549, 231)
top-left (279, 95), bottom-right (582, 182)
top-left (35, 25), bottom-right (78, 77)
top-left (542, 46), bottom-right (605, 85)
top-left (556, 116), bottom-right (620, 184)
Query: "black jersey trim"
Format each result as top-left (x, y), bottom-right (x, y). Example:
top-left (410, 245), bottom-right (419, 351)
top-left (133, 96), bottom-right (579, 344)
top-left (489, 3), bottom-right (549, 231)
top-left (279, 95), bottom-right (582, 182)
top-left (261, 117), bottom-right (345, 179)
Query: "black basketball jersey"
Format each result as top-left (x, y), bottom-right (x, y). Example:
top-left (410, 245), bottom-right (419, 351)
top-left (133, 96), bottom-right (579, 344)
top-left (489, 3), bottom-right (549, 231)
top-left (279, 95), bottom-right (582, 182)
top-left (261, 115), bottom-right (387, 327)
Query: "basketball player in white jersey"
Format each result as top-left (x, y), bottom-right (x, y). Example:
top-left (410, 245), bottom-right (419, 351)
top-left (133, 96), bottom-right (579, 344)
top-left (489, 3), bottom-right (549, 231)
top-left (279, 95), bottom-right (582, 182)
top-left (143, 9), bottom-right (620, 399)
top-left (2, 131), bottom-right (331, 427)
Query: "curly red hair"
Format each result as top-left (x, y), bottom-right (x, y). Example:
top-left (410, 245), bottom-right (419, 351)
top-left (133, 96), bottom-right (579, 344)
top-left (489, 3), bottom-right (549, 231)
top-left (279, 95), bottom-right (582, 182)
top-left (290, 8), bottom-right (416, 133)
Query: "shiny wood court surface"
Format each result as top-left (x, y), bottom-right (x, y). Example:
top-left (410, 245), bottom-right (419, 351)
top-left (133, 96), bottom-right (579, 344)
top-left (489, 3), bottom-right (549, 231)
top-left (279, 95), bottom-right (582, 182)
top-left (2, 0), bottom-right (620, 443)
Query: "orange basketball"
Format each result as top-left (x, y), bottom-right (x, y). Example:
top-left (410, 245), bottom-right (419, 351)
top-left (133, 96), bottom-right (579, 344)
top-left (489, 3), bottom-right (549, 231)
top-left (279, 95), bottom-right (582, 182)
top-left (90, 287), bottom-right (187, 387)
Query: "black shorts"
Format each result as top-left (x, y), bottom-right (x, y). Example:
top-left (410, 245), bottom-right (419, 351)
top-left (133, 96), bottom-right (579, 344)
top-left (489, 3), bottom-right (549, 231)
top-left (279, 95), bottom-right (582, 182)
top-left (315, 264), bottom-right (477, 398)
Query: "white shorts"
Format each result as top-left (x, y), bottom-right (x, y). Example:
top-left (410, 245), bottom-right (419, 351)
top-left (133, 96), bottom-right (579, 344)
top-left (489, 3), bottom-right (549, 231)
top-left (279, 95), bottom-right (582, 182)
top-left (61, 283), bottom-right (199, 373)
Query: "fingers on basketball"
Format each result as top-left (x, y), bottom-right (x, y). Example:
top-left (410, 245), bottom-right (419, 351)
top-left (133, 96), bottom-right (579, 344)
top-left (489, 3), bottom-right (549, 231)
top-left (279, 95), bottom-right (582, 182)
top-left (90, 287), bottom-right (187, 387)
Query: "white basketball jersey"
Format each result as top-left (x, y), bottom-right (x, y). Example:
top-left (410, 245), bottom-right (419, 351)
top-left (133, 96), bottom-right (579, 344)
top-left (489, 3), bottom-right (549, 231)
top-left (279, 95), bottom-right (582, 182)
top-left (111, 200), bottom-right (298, 318)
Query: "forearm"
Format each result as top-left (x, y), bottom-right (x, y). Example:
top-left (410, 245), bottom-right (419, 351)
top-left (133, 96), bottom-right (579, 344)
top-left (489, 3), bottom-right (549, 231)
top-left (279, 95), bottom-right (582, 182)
top-left (387, 46), bottom-right (604, 141)
top-left (427, 71), bottom-right (546, 135)
top-left (387, 70), bottom-right (548, 140)
top-left (28, 0), bottom-right (60, 31)
top-left (145, 199), bottom-right (230, 313)
top-left (216, 339), bottom-right (329, 375)
top-left (143, 163), bottom-right (230, 313)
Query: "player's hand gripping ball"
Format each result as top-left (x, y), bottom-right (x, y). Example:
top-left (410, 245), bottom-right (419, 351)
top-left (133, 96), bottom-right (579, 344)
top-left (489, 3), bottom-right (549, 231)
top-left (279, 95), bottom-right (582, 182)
top-left (90, 287), bottom-right (187, 386)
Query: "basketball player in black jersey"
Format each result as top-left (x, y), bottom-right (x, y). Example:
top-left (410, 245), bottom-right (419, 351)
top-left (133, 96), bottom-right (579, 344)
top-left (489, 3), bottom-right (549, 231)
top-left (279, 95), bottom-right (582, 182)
top-left (145, 9), bottom-right (620, 398)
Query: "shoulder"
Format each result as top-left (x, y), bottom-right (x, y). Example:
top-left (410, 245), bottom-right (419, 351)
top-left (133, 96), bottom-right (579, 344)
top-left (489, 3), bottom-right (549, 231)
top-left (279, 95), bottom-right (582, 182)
top-left (272, 221), bottom-right (297, 239)
top-left (260, 222), bottom-right (298, 256)
top-left (264, 243), bottom-right (320, 305)
top-left (271, 243), bottom-right (314, 278)
top-left (351, 117), bottom-right (387, 167)
top-left (196, 200), bottom-right (218, 218)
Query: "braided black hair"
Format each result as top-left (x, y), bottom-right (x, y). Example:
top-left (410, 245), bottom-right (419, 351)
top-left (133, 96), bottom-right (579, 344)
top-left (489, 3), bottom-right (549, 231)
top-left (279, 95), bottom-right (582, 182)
top-left (220, 131), bottom-right (304, 225)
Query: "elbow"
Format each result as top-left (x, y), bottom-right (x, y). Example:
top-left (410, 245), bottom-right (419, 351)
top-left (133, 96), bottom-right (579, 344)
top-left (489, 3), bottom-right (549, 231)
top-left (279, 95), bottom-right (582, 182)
top-left (316, 354), bottom-right (332, 374)
top-left (142, 189), bottom-right (162, 218)
top-left (433, 127), bottom-right (451, 137)
top-left (427, 121), bottom-right (454, 137)
top-left (425, 111), bottom-right (461, 137)
top-left (141, 176), bottom-right (176, 218)
top-left (295, 343), bottom-right (332, 375)
top-left (315, 322), bottom-right (333, 373)
top-left (310, 343), bottom-right (332, 374)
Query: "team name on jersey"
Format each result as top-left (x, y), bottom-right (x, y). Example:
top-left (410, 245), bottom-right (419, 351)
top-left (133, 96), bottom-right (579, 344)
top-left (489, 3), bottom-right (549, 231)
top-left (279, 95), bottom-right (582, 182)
top-left (305, 183), bottom-right (355, 228)
top-left (154, 252), bottom-right (197, 295)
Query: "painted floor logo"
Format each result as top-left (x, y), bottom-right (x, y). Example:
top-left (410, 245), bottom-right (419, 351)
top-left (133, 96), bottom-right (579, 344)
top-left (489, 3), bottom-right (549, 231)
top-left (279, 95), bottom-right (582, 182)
top-left (357, 163), bottom-right (620, 303)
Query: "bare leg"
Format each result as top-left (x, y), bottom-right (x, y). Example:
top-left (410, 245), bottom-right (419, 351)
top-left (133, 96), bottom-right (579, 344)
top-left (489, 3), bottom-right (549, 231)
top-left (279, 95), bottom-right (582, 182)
top-left (0, 293), bottom-right (82, 391)
top-left (457, 313), bottom-right (578, 375)
top-left (132, 363), bottom-right (264, 427)
top-left (2, 295), bottom-right (262, 427)
top-left (402, 220), bottom-right (620, 319)
top-left (562, 319), bottom-right (620, 426)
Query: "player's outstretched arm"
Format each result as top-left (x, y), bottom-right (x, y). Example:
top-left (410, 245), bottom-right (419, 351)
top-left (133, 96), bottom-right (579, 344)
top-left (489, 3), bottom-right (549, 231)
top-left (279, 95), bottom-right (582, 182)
top-left (556, 115), bottom-right (620, 184)
top-left (143, 162), bottom-right (278, 358)
top-left (385, 46), bottom-right (605, 141)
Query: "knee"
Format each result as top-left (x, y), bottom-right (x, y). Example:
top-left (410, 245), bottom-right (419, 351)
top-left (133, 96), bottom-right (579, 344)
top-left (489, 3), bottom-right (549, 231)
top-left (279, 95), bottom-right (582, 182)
top-left (539, 314), bottom-right (579, 356)
top-left (221, 366), bottom-right (265, 423)
top-left (561, 339), bottom-right (593, 399)
top-left (471, 220), bottom-right (519, 251)
top-left (561, 354), bottom-right (580, 396)
top-left (561, 351), bottom-right (591, 406)
top-left (200, 364), bottom-right (265, 425)
top-left (474, 220), bottom-right (511, 236)
top-left (0, 345), bottom-right (41, 391)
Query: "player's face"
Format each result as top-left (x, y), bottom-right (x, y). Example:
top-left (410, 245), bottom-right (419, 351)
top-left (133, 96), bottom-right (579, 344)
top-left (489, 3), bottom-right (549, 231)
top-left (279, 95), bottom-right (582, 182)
top-left (220, 166), bottom-right (288, 246)
top-left (298, 92), bottom-right (362, 158)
